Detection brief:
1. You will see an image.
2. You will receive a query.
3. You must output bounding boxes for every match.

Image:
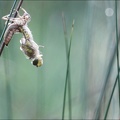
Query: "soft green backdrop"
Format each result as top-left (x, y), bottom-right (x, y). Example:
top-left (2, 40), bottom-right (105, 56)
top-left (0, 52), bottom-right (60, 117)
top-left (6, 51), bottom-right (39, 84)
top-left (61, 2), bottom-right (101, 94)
top-left (0, 0), bottom-right (119, 119)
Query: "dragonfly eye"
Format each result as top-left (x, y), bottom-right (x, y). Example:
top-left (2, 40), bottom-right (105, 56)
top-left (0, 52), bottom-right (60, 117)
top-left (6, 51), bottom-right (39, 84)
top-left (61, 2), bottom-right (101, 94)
top-left (32, 59), bottom-right (39, 67)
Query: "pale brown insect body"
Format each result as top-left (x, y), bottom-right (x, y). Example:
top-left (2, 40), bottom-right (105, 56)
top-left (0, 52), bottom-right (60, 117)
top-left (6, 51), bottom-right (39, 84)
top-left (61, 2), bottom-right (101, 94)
top-left (17, 8), bottom-right (43, 67)
top-left (1, 7), bottom-right (43, 67)
top-left (3, 24), bottom-right (20, 46)
top-left (19, 24), bottom-right (43, 67)
top-left (2, 7), bottom-right (30, 46)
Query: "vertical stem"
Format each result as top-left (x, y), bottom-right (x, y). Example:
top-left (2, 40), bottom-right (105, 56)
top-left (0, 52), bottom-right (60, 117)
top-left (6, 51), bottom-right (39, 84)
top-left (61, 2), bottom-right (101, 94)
top-left (62, 13), bottom-right (68, 53)
top-left (3, 1), bottom-right (18, 119)
top-left (1, 0), bottom-right (24, 119)
top-left (115, 0), bottom-right (120, 112)
top-left (13, 0), bottom-right (24, 18)
top-left (104, 74), bottom-right (118, 119)
top-left (62, 13), bottom-right (74, 120)
top-left (95, 2), bottom-right (120, 119)
top-left (67, 20), bottom-right (74, 119)
top-left (94, 29), bottom-right (120, 120)
top-left (62, 13), bottom-right (68, 120)
top-left (0, 0), bottom-right (17, 55)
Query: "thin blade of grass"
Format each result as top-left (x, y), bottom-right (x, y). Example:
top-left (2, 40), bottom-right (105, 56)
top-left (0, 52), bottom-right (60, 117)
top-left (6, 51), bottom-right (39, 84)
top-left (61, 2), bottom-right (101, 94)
top-left (104, 1), bottom-right (120, 120)
top-left (0, 0), bottom-right (17, 55)
top-left (104, 73), bottom-right (118, 119)
top-left (62, 12), bottom-right (68, 120)
top-left (1, 0), bottom-right (24, 119)
top-left (67, 19), bottom-right (75, 120)
top-left (62, 12), bottom-right (68, 53)
top-left (2, 0), bottom-right (18, 118)
top-left (94, 24), bottom-right (120, 120)
top-left (115, 0), bottom-right (120, 111)
top-left (104, 1), bottom-right (120, 119)
top-left (94, 1), bottom-right (120, 117)
top-left (0, 0), bottom-right (23, 56)
top-left (62, 13), bottom-right (74, 120)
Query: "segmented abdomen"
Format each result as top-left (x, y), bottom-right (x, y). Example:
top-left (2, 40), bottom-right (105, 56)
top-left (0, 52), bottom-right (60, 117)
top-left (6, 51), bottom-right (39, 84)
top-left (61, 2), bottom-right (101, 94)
top-left (19, 25), bottom-right (33, 41)
top-left (4, 24), bottom-right (20, 46)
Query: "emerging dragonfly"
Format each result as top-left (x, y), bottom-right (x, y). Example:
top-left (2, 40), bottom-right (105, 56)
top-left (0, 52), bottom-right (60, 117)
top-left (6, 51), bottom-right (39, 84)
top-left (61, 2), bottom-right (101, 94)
top-left (0, 7), bottom-right (43, 67)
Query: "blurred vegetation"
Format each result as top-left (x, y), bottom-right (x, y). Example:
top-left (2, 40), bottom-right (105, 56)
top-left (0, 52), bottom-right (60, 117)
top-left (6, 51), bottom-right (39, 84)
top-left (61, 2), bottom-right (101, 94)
top-left (0, 0), bottom-right (119, 119)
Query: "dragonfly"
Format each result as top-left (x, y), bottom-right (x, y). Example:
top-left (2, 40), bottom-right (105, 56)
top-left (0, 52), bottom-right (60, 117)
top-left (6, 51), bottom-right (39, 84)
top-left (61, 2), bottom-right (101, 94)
top-left (0, 7), bottom-right (43, 67)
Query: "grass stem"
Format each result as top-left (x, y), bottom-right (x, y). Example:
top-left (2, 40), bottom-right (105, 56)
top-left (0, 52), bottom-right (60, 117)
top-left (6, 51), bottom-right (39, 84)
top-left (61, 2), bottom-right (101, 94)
top-left (0, 0), bottom-right (23, 56)
top-left (1, 0), bottom-right (24, 119)
top-left (104, 73), bottom-right (118, 119)
top-left (62, 12), bottom-right (74, 120)
top-left (115, 0), bottom-right (120, 112)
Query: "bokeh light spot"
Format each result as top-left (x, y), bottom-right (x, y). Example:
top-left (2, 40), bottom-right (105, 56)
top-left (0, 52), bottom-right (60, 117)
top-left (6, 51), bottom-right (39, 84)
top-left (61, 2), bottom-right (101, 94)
top-left (105, 8), bottom-right (114, 17)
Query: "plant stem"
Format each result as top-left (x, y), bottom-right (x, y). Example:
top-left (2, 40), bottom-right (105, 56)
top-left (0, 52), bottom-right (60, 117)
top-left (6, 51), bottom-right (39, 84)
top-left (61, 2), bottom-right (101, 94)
top-left (67, 20), bottom-right (74, 119)
top-left (115, 0), bottom-right (120, 112)
top-left (104, 74), bottom-right (118, 119)
top-left (0, 0), bottom-right (24, 56)
top-left (62, 12), bottom-right (74, 120)
top-left (62, 13), bottom-right (68, 120)
top-left (94, 29), bottom-right (120, 120)
top-left (1, 0), bottom-right (24, 119)
top-left (94, 2), bottom-right (120, 117)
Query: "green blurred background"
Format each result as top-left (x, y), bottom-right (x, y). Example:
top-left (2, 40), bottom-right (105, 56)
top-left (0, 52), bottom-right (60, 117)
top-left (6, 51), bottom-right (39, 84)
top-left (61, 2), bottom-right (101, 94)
top-left (0, 0), bottom-right (119, 119)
